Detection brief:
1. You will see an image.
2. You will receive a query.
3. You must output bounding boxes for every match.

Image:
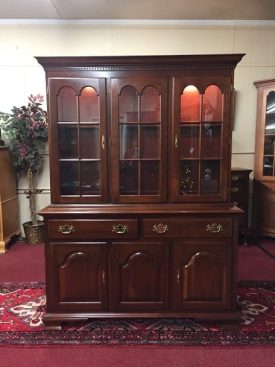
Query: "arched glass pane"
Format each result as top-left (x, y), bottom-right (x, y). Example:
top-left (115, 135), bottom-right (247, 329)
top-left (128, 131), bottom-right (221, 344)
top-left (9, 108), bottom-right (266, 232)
top-left (57, 87), bottom-right (77, 122)
top-left (180, 85), bottom-right (201, 122)
top-left (119, 86), bottom-right (138, 123)
top-left (141, 86), bottom-right (161, 122)
top-left (79, 86), bottom-right (99, 123)
top-left (202, 85), bottom-right (223, 122)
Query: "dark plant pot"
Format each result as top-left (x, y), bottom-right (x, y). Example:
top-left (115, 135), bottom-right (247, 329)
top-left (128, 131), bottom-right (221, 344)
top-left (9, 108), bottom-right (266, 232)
top-left (23, 220), bottom-right (45, 245)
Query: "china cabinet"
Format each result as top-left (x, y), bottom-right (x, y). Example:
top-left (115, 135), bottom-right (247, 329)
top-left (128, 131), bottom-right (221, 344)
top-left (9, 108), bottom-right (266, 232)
top-left (253, 79), bottom-right (275, 238)
top-left (0, 147), bottom-right (20, 252)
top-left (37, 54), bottom-right (244, 329)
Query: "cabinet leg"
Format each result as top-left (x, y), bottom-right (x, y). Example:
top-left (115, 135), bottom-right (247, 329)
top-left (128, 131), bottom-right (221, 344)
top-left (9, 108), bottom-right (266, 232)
top-left (43, 320), bottom-right (63, 331)
top-left (0, 240), bottom-right (6, 253)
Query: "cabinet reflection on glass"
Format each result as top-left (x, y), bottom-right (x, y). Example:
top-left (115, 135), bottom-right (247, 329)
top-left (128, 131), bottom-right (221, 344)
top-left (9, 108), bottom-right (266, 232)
top-left (180, 84), bottom-right (223, 123)
top-left (58, 86), bottom-right (99, 123)
top-left (58, 126), bottom-right (100, 159)
top-left (118, 83), bottom-right (162, 196)
top-left (120, 160), bottom-right (160, 195)
top-left (60, 161), bottom-right (100, 196)
top-left (119, 85), bottom-right (161, 123)
top-left (201, 124), bottom-right (221, 158)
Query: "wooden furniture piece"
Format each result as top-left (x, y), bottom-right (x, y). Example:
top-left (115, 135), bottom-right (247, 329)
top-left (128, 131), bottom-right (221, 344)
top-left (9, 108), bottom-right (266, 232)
top-left (0, 147), bottom-right (20, 253)
top-left (37, 54), bottom-right (244, 330)
top-left (230, 168), bottom-right (252, 244)
top-left (253, 79), bottom-right (275, 238)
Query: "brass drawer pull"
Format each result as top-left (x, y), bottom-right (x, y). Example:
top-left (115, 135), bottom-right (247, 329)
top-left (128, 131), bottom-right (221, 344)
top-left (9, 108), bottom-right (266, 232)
top-left (231, 186), bottom-right (240, 192)
top-left (152, 223), bottom-right (169, 234)
top-left (112, 224), bottom-right (128, 234)
top-left (206, 223), bottom-right (223, 233)
top-left (58, 224), bottom-right (75, 235)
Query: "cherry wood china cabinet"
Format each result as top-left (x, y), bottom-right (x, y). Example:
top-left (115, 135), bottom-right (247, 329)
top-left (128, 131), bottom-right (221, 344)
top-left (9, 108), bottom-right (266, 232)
top-left (253, 79), bottom-right (275, 238)
top-left (37, 54), bottom-right (244, 330)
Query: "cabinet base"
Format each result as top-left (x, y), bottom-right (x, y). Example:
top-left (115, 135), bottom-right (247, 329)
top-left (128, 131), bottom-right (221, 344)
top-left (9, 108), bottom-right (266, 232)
top-left (43, 310), bottom-right (241, 330)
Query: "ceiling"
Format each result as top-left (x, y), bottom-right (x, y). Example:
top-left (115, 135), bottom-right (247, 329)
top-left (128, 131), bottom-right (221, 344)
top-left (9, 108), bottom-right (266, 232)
top-left (0, 0), bottom-right (275, 21)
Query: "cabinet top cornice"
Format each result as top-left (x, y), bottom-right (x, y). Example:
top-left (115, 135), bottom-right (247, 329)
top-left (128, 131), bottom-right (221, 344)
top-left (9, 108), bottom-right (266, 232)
top-left (36, 54), bottom-right (245, 72)
top-left (254, 78), bottom-right (275, 88)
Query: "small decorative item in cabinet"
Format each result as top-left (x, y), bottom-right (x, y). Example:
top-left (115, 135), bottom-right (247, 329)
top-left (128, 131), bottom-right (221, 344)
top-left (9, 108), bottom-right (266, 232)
top-left (0, 146), bottom-right (20, 252)
top-left (230, 168), bottom-right (252, 245)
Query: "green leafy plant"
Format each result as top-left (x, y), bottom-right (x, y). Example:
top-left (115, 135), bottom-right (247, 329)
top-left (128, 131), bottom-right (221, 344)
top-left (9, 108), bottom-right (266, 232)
top-left (0, 94), bottom-right (48, 225)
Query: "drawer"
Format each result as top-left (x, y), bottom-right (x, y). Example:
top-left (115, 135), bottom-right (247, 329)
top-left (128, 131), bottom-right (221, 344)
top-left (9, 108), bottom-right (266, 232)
top-left (142, 218), bottom-right (232, 238)
top-left (47, 219), bottom-right (138, 240)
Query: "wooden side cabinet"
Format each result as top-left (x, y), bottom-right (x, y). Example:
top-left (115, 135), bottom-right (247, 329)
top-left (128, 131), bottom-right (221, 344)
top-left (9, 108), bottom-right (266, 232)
top-left (231, 168), bottom-right (252, 244)
top-left (253, 79), bottom-right (275, 238)
top-left (0, 147), bottom-right (20, 252)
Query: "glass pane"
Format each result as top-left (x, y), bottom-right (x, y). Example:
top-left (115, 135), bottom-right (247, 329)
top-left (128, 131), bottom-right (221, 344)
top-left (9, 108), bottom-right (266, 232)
top-left (180, 85), bottom-right (200, 122)
top-left (179, 125), bottom-right (199, 158)
top-left (57, 87), bottom-right (77, 122)
top-left (120, 161), bottom-right (138, 195)
top-left (200, 160), bottom-right (220, 194)
top-left (264, 135), bottom-right (275, 155)
top-left (140, 126), bottom-right (160, 159)
top-left (60, 162), bottom-right (79, 195)
top-left (141, 86), bottom-right (161, 122)
top-left (119, 86), bottom-right (138, 123)
top-left (140, 161), bottom-right (160, 195)
top-left (58, 127), bottom-right (78, 158)
top-left (80, 161), bottom-right (100, 195)
top-left (79, 86), bottom-right (99, 123)
top-left (80, 127), bottom-right (100, 159)
top-left (179, 160), bottom-right (199, 195)
top-left (202, 85), bottom-right (223, 122)
top-left (201, 124), bottom-right (221, 158)
top-left (263, 156), bottom-right (274, 176)
top-left (120, 125), bottom-right (139, 159)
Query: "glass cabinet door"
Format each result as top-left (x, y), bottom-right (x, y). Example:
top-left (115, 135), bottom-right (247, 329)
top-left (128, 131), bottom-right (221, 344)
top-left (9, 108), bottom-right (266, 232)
top-left (263, 90), bottom-right (275, 177)
top-left (172, 78), bottom-right (230, 202)
top-left (111, 78), bottom-right (168, 203)
top-left (49, 78), bottom-right (107, 203)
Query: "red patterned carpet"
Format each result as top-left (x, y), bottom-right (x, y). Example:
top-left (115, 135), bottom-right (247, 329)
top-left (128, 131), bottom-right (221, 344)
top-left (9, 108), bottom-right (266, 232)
top-left (1, 280), bottom-right (275, 346)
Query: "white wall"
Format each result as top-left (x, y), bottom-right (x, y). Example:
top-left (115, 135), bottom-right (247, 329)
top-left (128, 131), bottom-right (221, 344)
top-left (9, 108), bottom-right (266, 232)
top-left (0, 21), bottom-right (275, 228)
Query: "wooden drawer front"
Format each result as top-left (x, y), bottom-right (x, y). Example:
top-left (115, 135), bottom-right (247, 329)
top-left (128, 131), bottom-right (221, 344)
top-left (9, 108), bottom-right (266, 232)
top-left (48, 219), bottom-right (138, 240)
top-left (142, 218), bottom-right (232, 238)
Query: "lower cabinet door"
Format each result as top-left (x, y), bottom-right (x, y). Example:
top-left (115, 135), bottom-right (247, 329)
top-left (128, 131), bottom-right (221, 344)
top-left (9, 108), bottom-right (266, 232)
top-left (47, 242), bottom-right (108, 311)
top-left (110, 242), bottom-right (169, 312)
top-left (172, 240), bottom-right (232, 310)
